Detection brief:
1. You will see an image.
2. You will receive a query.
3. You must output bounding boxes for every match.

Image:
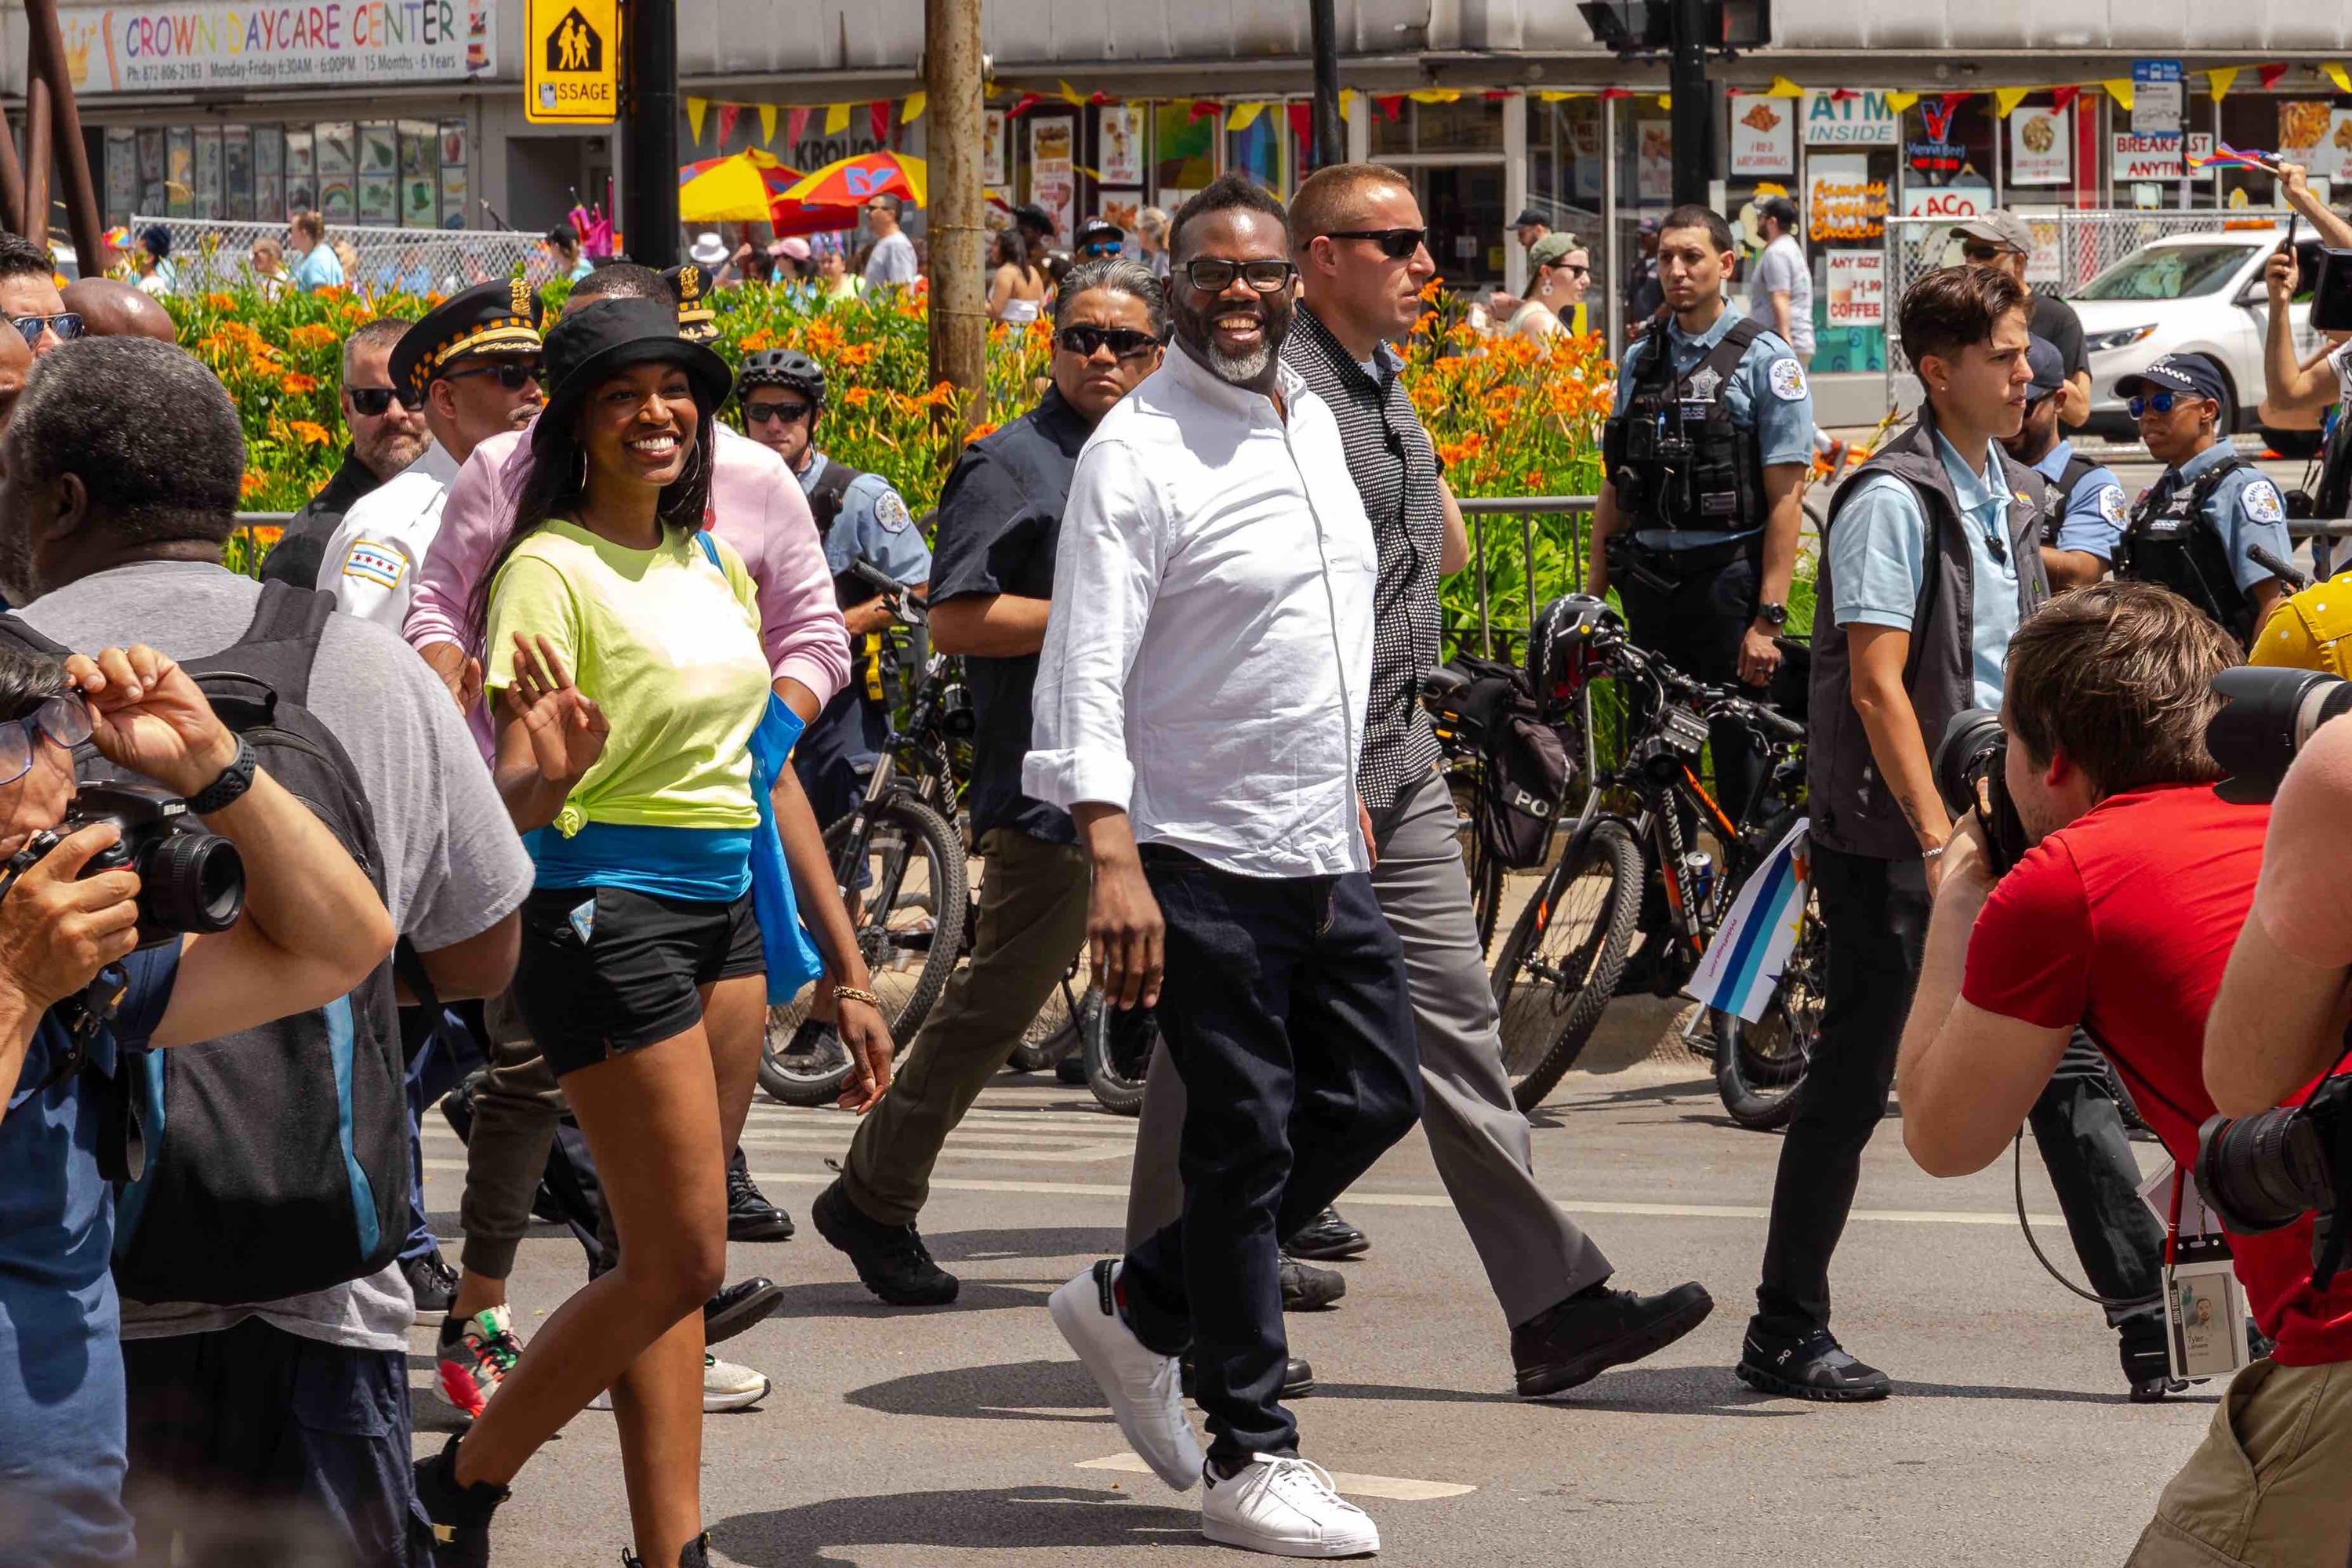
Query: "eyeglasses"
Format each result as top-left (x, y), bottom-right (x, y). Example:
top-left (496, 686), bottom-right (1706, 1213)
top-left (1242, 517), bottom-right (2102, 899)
top-left (1054, 325), bottom-right (1160, 361)
top-left (2127, 390), bottom-right (2197, 418)
top-left (743, 398), bottom-right (812, 425)
top-left (1078, 241), bottom-right (1122, 258)
top-left (442, 361), bottom-right (544, 393)
top-left (1180, 258), bottom-right (1297, 294)
top-left (346, 386), bottom-right (401, 417)
top-left (1960, 243), bottom-right (2009, 264)
top-left (1548, 262), bottom-right (1592, 279)
top-left (0, 693), bottom-right (90, 787)
top-left (7, 313), bottom-right (82, 348)
top-left (1323, 228), bottom-right (1428, 260)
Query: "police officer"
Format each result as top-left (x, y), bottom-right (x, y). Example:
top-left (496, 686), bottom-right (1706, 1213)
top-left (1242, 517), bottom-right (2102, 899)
top-left (317, 278), bottom-right (544, 629)
top-left (2000, 336), bottom-right (2128, 593)
top-left (1588, 202), bottom-right (1813, 825)
top-left (2111, 352), bottom-right (2293, 647)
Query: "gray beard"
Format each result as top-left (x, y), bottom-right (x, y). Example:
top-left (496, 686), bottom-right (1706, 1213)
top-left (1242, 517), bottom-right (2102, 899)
top-left (1200, 336), bottom-right (1274, 386)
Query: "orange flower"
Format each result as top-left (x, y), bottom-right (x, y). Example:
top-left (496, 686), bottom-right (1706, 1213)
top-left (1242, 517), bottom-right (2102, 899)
top-left (205, 292), bottom-right (236, 310)
top-left (289, 419), bottom-right (332, 445)
top-left (286, 324), bottom-right (338, 350)
top-left (239, 470), bottom-right (267, 499)
top-left (843, 387), bottom-right (873, 408)
top-left (965, 420), bottom-right (1000, 441)
top-left (280, 373), bottom-right (319, 394)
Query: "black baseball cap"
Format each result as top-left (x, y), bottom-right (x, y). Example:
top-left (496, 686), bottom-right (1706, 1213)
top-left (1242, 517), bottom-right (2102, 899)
top-left (2024, 336), bottom-right (2067, 401)
top-left (2115, 352), bottom-right (2227, 407)
top-left (1511, 207), bottom-right (1548, 230)
top-left (1073, 217), bottom-right (1124, 252)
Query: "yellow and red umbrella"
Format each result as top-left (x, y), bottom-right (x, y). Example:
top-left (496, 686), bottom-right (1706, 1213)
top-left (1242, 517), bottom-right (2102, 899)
top-left (781, 150), bottom-right (928, 209)
top-left (677, 149), bottom-right (800, 223)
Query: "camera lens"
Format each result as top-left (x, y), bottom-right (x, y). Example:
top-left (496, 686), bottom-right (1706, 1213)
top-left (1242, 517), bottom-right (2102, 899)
top-left (135, 830), bottom-right (245, 935)
top-left (1933, 709), bottom-right (2005, 819)
top-left (2195, 1108), bottom-right (2329, 1234)
top-left (2209, 666), bottom-right (2352, 804)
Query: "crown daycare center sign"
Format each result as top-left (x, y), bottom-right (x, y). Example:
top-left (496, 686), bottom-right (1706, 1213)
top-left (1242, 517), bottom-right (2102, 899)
top-left (62, 0), bottom-right (495, 92)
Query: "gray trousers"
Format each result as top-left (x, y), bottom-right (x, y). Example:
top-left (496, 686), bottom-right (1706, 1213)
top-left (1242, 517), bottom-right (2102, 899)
top-left (1125, 765), bottom-right (1613, 1327)
top-left (456, 989), bottom-right (618, 1279)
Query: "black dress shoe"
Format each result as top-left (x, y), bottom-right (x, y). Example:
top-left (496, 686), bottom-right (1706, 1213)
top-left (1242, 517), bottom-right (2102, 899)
top-left (2120, 1315), bottom-right (2186, 1403)
top-left (1512, 1279), bottom-right (1713, 1398)
top-left (726, 1146), bottom-right (794, 1242)
top-left (1734, 1323), bottom-right (1891, 1402)
top-left (811, 1178), bottom-right (960, 1305)
top-left (1279, 1254), bottom-right (1345, 1312)
top-left (702, 1277), bottom-right (784, 1346)
top-left (1181, 1353), bottom-right (1315, 1400)
top-left (413, 1433), bottom-right (507, 1568)
top-left (1283, 1207), bottom-right (1369, 1261)
top-left (404, 1247), bottom-right (459, 1319)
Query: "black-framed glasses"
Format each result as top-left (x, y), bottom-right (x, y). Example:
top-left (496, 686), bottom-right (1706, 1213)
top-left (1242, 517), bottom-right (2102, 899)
top-left (7, 313), bottom-right (82, 348)
top-left (2128, 390), bottom-right (2187, 419)
top-left (743, 397), bottom-right (812, 425)
top-left (1323, 227), bottom-right (1428, 260)
top-left (1180, 258), bottom-right (1296, 294)
top-left (443, 361), bottom-right (544, 393)
top-left (1960, 243), bottom-right (2008, 264)
top-left (1054, 325), bottom-right (1160, 361)
top-left (1548, 261), bottom-right (1592, 279)
top-left (0, 693), bottom-right (91, 787)
top-left (346, 386), bottom-right (401, 417)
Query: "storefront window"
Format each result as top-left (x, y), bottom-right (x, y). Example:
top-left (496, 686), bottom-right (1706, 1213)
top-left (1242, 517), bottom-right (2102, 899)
top-left (316, 123), bottom-right (354, 222)
top-left (223, 129), bottom-right (252, 222)
top-left (358, 123), bottom-right (398, 226)
top-left (285, 128), bottom-right (316, 216)
top-left (1370, 100), bottom-right (1411, 157)
top-left (102, 128), bottom-right (135, 230)
top-left (165, 128), bottom-right (193, 218)
top-left (1414, 99), bottom-right (1503, 153)
top-left (254, 126), bottom-right (285, 225)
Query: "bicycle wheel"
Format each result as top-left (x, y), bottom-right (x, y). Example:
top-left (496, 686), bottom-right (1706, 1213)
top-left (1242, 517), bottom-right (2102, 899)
top-left (1083, 987), bottom-right (1155, 1116)
top-left (1490, 818), bottom-right (1642, 1113)
top-left (1011, 978), bottom-right (1083, 1074)
top-left (1711, 883), bottom-right (1827, 1131)
top-left (757, 794), bottom-right (971, 1106)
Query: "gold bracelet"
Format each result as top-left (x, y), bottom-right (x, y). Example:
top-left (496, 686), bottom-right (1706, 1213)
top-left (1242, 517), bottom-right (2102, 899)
top-left (833, 985), bottom-right (883, 1008)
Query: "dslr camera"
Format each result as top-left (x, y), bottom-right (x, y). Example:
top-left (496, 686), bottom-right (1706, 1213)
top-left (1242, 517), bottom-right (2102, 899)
top-left (11, 779), bottom-right (245, 947)
top-left (1932, 709), bottom-right (2031, 876)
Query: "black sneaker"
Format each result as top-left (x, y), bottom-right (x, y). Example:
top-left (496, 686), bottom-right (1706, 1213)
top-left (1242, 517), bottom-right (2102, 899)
top-left (702, 1276), bottom-right (785, 1347)
top-left (1181, 1353), bottom-right (1316, 1399)
top-left (1283, 1207), bottom-right (1369, 1261)
top-left (811, 1178), bottom-right (960, 1306)
top-left (1512, 1279), bottom-right (1714, 1399)
top-left (622, 1530), bottom-right (710, 1568)
top-left (413, 1433), bottom-right (508, 1568)
top-left (726, 1147), bottom-right (794, 1242)
top-left (2119, 1315), bottom-right (2185, 1403)
top-left (405, 1247), bottom-right (459, 1320)
top-left (1734, 1323), bottom-right (1891, 1402)
top-left (1279, 1254), bottom-right (1345, 1312)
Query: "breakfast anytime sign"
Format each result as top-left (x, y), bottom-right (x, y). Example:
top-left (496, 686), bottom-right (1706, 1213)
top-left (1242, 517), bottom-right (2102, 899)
top-left (62, 0), bottom-right (494, 92)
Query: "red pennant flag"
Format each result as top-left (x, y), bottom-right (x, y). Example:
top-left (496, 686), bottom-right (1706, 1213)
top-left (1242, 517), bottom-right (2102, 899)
top-left (1375, 94), bottom-right (1404, 121)
top-left (1189, 100), bottom-right (1222, 122)
top-left (1287, 101), bottom-right (1315, 146)
top-left (786, 105), bottom-right (811, 147)
top-left (717, 103), bottom-right (740, 145)
top-left (2049, 85), bottom-right (2079, 111)
top-left (869, 100), bottom-right (890, 143)
top-left (1599, 87), bottom-right (1631, 100)
top-left (1830, 88), bottom-right (1858, 102)
top-left (1482, 89), bottom-right (1509, 101)
top-left (1939, 90), bottom-right (1972, 119)
top-left (1008, 92), bottom-right (1043, 118)
top-left (2259, 63), bottom-right (2291, 91)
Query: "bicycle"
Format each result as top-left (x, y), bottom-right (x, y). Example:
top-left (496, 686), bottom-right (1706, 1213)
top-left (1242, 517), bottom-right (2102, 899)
top-left (1489, 595), bottom-right (1823, 1127)
top-left (758, 564), bottom-right (975, 1107)
top-left (1421, 652), bottom-right (1545, 953)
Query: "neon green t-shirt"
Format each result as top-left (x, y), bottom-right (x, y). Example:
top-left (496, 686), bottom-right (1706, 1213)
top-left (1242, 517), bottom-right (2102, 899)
top-left (485, 518), bottom-right (770, 837)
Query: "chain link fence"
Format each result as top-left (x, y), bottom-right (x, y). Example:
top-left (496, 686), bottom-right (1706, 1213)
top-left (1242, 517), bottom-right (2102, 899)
top-left (129, 216), bottom-right (549, 298)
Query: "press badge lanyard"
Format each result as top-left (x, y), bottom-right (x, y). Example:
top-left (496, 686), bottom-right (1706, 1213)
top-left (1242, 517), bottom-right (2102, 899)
top-left (2163, 1166), bottom-right (2252, 1383)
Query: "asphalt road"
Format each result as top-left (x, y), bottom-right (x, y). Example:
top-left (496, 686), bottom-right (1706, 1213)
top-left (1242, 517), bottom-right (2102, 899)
top-left (412, 1039), bottom-right (2212, 1568)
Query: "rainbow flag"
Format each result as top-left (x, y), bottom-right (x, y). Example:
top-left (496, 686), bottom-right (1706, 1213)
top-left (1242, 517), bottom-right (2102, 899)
top-left (2188, 143), bottom-right (2275, 172)
top-left (1684, 818), bottom-right (1812, 1025)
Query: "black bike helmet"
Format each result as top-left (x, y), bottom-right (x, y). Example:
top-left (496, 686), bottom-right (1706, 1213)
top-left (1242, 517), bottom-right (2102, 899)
top-left (1527, 593), bottom-right (1621, 717)
top-left (737, 347), bottom-right (826, 407)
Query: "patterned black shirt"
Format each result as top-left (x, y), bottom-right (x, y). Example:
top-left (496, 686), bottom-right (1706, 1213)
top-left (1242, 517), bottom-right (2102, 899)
top-left (1281, 303), bottom-right (1446, 810)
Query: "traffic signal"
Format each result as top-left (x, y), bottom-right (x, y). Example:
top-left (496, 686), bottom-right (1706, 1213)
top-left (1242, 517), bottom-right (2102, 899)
top-left (1577, 0), bottom-right (1769, 53)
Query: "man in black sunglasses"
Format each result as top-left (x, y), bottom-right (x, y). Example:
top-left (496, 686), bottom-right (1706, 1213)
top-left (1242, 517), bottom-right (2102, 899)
top-left (260, 315), bottom-right (429, 590)
top-left (318, 279), bottom-right (545, 630)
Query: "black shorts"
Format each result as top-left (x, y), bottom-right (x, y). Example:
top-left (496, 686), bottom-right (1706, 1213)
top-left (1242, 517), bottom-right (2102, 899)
top-left (513, 884), bottom-right (764, 1077)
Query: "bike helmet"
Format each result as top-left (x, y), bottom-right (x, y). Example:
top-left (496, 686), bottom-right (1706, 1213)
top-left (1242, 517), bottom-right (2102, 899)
top-left (737, 347), bottom-right (826, 407)
top-left (1527, 593), bottom-right (1622, 717)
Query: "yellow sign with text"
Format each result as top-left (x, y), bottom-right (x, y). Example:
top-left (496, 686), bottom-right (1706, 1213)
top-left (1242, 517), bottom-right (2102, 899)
top-left (525, 0), bottom-right (619, 125)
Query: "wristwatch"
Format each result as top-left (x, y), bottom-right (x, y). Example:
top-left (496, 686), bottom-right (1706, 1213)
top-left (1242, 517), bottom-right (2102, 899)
top-left (187, 734), bottom-right (258, 815)
top-left (1755, 601), bottom-right (1789, 627)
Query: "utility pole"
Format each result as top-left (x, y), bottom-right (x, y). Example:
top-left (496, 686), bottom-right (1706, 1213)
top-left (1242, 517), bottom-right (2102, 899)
top-left (1308, 0), bottom-right (1343, 172)
top-left (622, 0), bottom-right (679, 266)
top-left (925, 0), bottom-right (985, 435)
top-left (1668, 0), bottom-right (1713, 207)
top-left (24, 0), bottom-right (104, 268)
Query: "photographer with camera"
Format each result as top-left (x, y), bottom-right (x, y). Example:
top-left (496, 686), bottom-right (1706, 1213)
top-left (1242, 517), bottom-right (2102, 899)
top-left (0, 639), bottom-right (394, 1563)
top-left (1896, 582), bottom-right (2352, 1567)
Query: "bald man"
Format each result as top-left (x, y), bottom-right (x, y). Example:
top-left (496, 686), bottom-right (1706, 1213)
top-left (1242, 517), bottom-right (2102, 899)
top-left (63, 278), bottom-right (176, 343)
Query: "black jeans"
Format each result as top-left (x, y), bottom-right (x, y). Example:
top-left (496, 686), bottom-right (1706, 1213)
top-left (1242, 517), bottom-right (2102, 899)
top-left (2031, 1032), bottom-right (2166, 1328)
top-left (1116, 848), bottom-right (1421, 1466)
top-left (1615, 547), bottom-right (1770, 826)
top-left (1755, 843), bottom-right (1930, 1336)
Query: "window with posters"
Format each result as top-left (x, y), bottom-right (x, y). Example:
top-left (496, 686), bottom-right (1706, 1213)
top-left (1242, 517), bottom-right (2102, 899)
top-left (1806, 152), bottom-right (1891, 373)
top-left (1026, 116), bottom-right (1076, 248)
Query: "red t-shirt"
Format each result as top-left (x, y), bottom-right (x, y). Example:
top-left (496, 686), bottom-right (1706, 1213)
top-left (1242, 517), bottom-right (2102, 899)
top-left (1962, 782), bottom-right (2352, 1367)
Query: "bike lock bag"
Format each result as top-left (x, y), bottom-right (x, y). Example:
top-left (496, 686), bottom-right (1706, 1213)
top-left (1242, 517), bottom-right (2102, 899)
top-left (1476, 715), bottom-right (1571, 869)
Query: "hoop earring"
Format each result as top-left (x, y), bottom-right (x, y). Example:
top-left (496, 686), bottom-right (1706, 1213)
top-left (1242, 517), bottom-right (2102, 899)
top-left (573, 448), bottom-right (588, 496)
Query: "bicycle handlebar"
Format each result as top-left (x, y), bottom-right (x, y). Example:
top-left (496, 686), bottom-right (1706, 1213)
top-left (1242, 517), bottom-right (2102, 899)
top-left (846, 559), bottom-right (929, 626)
top-left (1593, 628), bottom-right (1805, 742)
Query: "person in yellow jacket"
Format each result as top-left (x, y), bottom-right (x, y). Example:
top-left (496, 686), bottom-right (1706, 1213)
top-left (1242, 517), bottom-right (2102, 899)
top-left (2250, 572), bottom-right (2352, 677)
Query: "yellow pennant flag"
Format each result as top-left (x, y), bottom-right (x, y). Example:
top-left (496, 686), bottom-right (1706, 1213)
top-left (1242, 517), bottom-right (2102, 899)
top-left (2102, 78), bottom-right (2135, 111)
top-left (758, 104), bottom-right (778, 144)
top-left (901, 92), bottom-right (927, 124)
top-left (685, 97), bottom-right (710, 144)
top-left (824, 101), bottom-right (851, 135)
top-left (1057, 78), bottom-right (1087, 106)
top-left (2207, 66), bottom-right (2238, 102)
top-left (1536, 89), bottom-right (1592, 102)
top-left (2327, 63), bottom-right (2352, 96)
top-left (1338, 89), bottom-right (1355, 123)
top-left (1886, 90), bottom-right (1920, 111)
top-left (1657, 93), bottom-right (1671, 108)
top-left (1992, 86), bottom-right (2031, 118)
top-left (1227, 101), bottom-right (1267, 130)
top-left (1766, 75), bottom-right (1803, 97)
top-left (1406, 88), bottom-right (1460, 104)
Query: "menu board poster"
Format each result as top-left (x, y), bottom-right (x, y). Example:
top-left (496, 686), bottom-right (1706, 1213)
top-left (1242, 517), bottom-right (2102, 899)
top-left (1824, 249), bottom-right (1884, 328)
top-left (2009, 106), bottom-right (2071, 187)
top-left (1730, 94), bottom-right (1795, 176)
top-left (1635, 120), bottom-right (1673, 201)
top-left (1098, 103), bottom-right (1145, 187)
top-left (1029, 116), bottom-right (1076, 245)
top-left (1805, 153), bottom-right (1888, 241)
top-left (982, 109), bottom-right (1007, 186)
top-left (2278, 102), bottom-right (2352, 180)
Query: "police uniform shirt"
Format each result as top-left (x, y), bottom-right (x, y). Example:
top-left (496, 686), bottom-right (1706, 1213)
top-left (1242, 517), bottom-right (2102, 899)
top-left (2031, 439), bottom-right (2129, 562)
top-left (2149, 441), bottom-right (2295, 594)
top-left (797, 450), bottom-right (932, 587)
top-left (1606, 306), bottom-right (1815, 550)
top-left (316, 440), bottom-right (463, 630)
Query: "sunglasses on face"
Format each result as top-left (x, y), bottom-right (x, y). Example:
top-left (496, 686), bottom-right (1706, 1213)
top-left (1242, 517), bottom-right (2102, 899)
top-left (1323, 227), bottom-right (1428, 260)
top-left (1548, 262), bottom-right (1592, 278)
top-left (1960, 244), bottom-right (2009, 264)
top-left (1181, 258), bottom-right (1297, 294)
top-left (7, 313), bottom-right (82, 348)
top-left (1055, 325), bottom-right (1160, 361)
top-left (443, 361), bottom-right (544, 393)
top-left (2129, 390), bottom-right (2196, 418)
top-left (743, 398), bottom-right (812, 425)
top-left (0, 693), bottom-right (91, 787)
top-left (346, 386), bottom-right (401, 417)
top-left (1079, 241), bottom-right (1121, 258)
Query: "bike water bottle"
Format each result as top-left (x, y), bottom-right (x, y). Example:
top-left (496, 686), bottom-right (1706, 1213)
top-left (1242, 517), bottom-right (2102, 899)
top-left (1680, 851), bottom-right (1715, 912)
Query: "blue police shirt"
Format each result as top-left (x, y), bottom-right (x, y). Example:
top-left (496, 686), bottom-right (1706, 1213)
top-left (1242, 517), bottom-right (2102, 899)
top-left (1606, 304), bottom-right (1815, 551)
top-left (2034, 439), bottom-right (2129, 563)
top-left (798, 452), bottom-right (932, 589)
top-left (2158, 441), bottom-right (2296, 593)
top-left (1831, 433), bottom-right (2022, 712)
top-left (0, 942), bottom-right (179, 1565)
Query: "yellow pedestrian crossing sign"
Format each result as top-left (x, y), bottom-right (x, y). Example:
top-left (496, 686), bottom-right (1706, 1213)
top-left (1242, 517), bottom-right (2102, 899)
top-left (525, 0), bottom-right (619, 125)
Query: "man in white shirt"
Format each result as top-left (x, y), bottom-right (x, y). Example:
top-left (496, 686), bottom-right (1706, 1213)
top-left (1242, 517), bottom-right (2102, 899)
top-left (862, 194), bottom-right (920, 289)
top-left (1748, 196), bottom-right (1815, 365)
top-left (1030, 174), bottom-right (1419, 1559)
top-left (318, 281), bottom-right (545, 629)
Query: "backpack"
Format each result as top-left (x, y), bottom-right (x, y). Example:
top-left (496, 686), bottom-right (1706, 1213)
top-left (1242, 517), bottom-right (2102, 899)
top-left (0, 583), bottom-right (408, 1305)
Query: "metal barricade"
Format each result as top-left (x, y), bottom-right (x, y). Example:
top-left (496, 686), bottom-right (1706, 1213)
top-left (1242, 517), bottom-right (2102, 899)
top-left (1454, 495), bottom-right (1598, 659)
top-left (130, 216), bottom-right (548, 297)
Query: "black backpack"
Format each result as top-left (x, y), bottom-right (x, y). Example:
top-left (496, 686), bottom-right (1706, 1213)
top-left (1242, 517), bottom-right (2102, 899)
top-left (0, 583), bottom-right (408, 1305)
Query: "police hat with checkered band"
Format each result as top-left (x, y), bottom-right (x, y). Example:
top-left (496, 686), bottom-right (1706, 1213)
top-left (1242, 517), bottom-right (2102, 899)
top-left (389, 278), bottom-right (545, 405)
top-left (2115, 352), bottom-right (2228, 408)
top-left (662, 263), bottom-right (720, 344)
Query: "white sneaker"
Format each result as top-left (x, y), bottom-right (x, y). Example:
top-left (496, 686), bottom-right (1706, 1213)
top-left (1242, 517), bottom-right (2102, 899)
top-left (586, 1353), bottom-right (771, 1414)
top-left (1048, 1260), bottom-right (1203, 1491)
top-left (1202, 1454), bottom-right (1379, 1558)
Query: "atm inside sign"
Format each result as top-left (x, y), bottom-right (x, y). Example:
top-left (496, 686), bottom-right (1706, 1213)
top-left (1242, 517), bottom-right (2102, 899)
top-left (526, 0), bottom-right (618, 125)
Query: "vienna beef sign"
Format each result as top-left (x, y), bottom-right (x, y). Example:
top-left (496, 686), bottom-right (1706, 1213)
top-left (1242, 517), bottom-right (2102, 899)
top-left (63, 0), bottom-right (494, 92)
